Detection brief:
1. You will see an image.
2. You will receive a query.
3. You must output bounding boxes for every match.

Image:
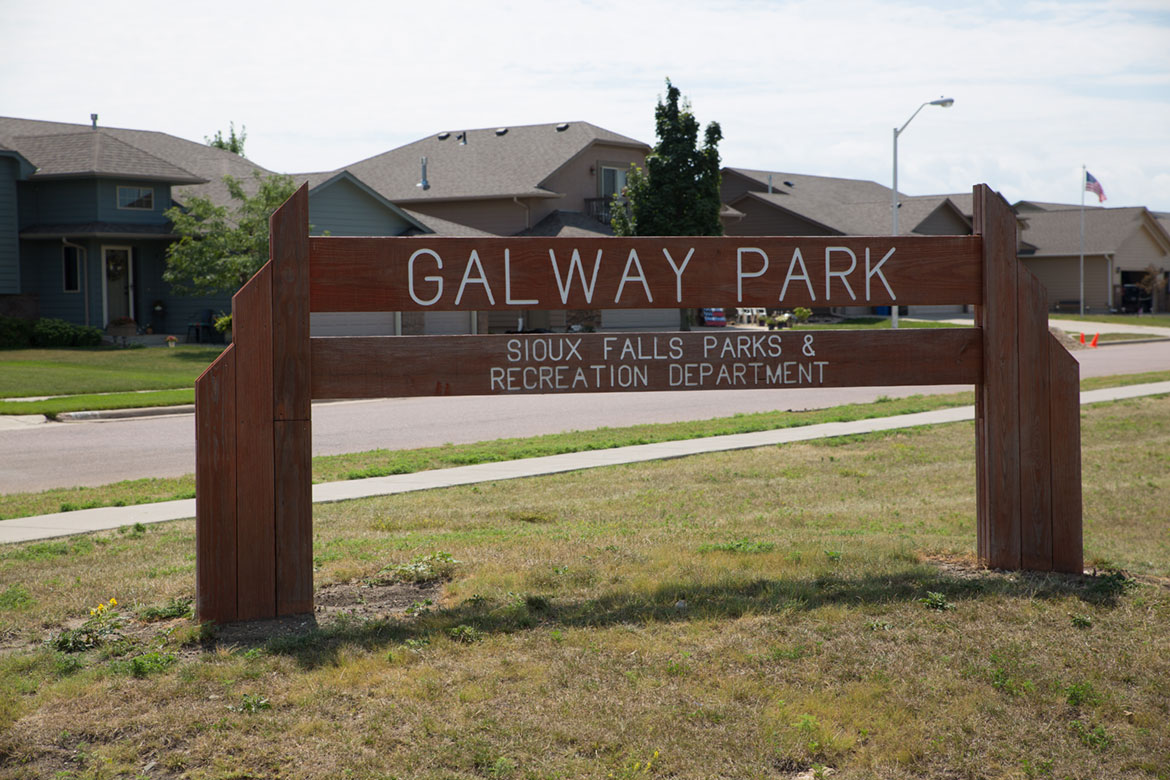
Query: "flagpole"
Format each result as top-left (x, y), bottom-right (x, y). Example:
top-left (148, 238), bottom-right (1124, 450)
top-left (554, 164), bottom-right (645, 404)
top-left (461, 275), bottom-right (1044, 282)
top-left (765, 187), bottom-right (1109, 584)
top-left (1080, 165), bottom-right (1086, 317)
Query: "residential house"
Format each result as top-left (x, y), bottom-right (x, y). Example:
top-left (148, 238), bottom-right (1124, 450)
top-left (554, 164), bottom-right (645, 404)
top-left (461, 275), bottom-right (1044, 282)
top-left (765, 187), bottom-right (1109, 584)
top-left (1015, 205), bottom-right (1170, 312)
top-left (719, 167), bottom-right (973, 315)
top-left (303, 121), bottom-right (655, 333)
top-left (0, 117), bottom-right (654, 338)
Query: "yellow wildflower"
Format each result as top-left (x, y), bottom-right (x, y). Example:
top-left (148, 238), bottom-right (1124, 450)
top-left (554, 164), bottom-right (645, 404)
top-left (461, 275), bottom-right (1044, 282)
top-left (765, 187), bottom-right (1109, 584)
top-left (109, 598), bottom-right (117, 607)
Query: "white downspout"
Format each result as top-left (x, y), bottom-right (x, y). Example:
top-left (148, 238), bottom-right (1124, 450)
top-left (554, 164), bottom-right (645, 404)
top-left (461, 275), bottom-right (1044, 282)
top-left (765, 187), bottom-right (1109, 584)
top-left (513, 197), bottom-right (530, 230)
top-left (62, 238), bottom-right (89, 326)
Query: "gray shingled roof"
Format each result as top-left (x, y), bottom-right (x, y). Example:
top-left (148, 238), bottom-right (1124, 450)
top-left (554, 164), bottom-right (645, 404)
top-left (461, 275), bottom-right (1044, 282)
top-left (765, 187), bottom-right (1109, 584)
top-left (515, 210), bottom-right (614, 238)
top-left (397, 208), bottom-right (496, 238)
top-left (0, 117), bottom-right (272, 207)
top-left (329, 122), bottom-right (648, 204)
top-left (11, 130), bottom-right (204, 183)
top-left (906, 192), bottom-right (974, 219)
top-left (725, 168), bottom-right (894, 204)
top-left (1019, 207), bottom-right (1167, 257)
top-left (730, 189), bottom-right (967, 236)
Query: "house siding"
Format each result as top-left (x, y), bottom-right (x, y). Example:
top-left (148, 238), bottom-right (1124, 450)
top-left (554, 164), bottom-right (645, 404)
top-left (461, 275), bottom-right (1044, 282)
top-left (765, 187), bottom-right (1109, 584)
top-left (1021, 256), bottom-right (1111, 312)
top-left (96, 181), bottom-right (173, 224)
top-left (1114, 226), bottom-right (1170, 274)
top-left (20, 180), bottom-right (100, 226)
top-left (723, 198), bottom-right (836, 237)
top-left (309, 178), bottom-right (414, 236)
top-left (20, 240), bottom-right (90, 324)
top-left (0, 157), bottom-right (19, 293)
top-left (538, 142), bottom-right (647, 226)
top-left (914, 207), bottom-right (969, 236)
top-left (720, 170), bottom-right (766, 204)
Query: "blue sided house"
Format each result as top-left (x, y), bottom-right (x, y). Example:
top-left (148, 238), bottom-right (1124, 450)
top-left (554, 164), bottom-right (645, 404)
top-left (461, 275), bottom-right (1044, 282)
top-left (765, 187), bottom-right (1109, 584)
top-left (0, 116), bottom-right (429, 338)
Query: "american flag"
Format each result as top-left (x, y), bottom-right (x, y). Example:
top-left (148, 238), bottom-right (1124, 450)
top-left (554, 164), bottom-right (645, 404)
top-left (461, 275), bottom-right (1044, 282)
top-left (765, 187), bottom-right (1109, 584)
top-left (1085, 171), bottom-right (1107, 203)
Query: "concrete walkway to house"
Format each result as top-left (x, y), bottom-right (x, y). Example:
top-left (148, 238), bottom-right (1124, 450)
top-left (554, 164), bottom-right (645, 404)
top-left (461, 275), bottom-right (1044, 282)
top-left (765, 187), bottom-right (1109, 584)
top-left (2, 380), bottom-right (1167, 546)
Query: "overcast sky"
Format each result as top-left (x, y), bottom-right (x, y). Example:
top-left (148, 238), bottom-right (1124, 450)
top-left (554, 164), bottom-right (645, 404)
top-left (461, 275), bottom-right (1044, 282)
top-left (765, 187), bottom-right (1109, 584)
top-left (3, 0), bottom-right (1168, 212)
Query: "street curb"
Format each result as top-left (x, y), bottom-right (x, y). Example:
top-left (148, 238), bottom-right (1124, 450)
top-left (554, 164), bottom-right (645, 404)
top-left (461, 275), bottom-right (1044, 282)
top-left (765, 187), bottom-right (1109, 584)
top-left (4, 380), bottom-right (1169, 546)
top-left (57, 405), bottom-right (196, 422)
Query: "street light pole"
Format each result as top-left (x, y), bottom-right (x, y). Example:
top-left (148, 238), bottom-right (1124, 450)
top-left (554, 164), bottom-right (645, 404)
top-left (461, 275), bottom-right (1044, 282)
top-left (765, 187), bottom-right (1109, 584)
top-left (891, 97), bottom-right (954, 328)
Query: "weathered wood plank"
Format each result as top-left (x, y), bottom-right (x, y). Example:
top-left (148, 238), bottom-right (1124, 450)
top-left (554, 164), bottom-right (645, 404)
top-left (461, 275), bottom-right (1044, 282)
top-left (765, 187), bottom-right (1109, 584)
top-left (1049, 334), bottom-right (1083, 574)
top-left (1017, 267), bottom-right (1052, 571)
top-left (311, 329), bottom-right (983, 399)
top-left (195, 347), bottom-right (237, 624)
top-left (275, 419), bottom-right (313, 616)
top-left (975, 185), bottom-right (1021, 570)
top-left (272, 185), bottom-right (311, 422)
top-left (233, 264), bottom-right (276, 620)
top-left (309, 235), bottom-right (983, 312)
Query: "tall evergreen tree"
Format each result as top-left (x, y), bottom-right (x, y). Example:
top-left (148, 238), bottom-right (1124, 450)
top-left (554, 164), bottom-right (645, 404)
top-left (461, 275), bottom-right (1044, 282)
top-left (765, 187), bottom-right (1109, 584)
top-left (611, 79), bottom-right (723, 238)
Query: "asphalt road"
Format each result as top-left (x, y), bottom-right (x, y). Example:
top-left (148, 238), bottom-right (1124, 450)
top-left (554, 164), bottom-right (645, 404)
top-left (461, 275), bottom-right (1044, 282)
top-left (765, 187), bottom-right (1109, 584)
top-left (1, 340), bottom-right (1167, 493)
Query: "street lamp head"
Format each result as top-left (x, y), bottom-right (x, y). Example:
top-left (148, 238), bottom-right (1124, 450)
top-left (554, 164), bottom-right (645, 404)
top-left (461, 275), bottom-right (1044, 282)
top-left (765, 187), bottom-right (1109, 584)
top-left (931, 97), bottom-right (955, 108)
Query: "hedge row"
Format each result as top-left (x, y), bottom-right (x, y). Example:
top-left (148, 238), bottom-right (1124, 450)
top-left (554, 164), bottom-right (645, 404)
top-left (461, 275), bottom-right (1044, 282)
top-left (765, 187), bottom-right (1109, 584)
top-left (0, 316), bottom-right (105, 349)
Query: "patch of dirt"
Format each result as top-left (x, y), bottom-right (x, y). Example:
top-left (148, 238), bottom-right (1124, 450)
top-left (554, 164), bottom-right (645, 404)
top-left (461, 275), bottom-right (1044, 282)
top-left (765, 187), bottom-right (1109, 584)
top-left (208, 579), bottom-right (444, 647)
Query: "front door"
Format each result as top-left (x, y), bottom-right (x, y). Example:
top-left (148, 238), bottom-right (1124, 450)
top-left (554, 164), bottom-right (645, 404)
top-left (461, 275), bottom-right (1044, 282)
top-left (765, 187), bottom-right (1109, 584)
top-left (102, 246), bottom-right (134, 325)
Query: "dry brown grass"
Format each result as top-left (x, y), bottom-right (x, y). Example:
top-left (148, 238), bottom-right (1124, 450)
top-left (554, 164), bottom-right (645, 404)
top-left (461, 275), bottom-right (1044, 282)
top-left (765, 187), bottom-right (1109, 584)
top-left (0, 396), bottom-right (1167, 778)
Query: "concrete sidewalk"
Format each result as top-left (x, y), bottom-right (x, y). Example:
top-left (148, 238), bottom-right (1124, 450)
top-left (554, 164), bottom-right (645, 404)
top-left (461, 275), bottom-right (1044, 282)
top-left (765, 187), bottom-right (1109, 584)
top-left (2, 381), bottom-right (1168, 545)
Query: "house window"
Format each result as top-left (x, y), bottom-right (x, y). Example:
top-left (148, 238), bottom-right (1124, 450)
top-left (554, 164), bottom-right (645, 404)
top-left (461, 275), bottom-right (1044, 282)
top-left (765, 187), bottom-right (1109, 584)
top-left (63, 246), bottom-right (81, 293)
top-left (600, 166), bottom-right (628, 199)
top-left (117, 186), bottom-right (154, 210)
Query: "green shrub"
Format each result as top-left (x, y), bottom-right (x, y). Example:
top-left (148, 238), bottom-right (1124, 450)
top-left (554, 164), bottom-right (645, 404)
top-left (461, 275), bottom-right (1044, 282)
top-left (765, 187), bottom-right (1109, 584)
top-left (0, 315), bottom-right (35, 349)
top-left (30, 318), bottom-right (104, 348)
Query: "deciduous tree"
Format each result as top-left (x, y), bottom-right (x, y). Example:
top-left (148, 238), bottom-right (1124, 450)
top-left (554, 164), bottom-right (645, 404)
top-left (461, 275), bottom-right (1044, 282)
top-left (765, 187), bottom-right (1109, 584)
top-left (163, 171), bottom-right (296, 296)
top-left (206, 122), bottom-right (247, 156)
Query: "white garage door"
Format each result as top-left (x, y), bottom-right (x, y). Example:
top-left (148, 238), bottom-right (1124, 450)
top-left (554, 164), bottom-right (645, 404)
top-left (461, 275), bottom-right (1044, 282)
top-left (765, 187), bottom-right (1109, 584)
top-left (601, 308), bottom-right (680, 331)
top-left (424, 311), bottom-right (476, 334)
top-left (310, 312), bottom-right (398, 336)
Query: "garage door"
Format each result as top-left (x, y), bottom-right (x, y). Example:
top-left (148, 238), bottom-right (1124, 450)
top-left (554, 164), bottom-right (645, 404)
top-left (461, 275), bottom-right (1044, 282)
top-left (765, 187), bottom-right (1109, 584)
top-left (424, 311), bottom-right (476, 334)
top-left (310, 312), bottom-right (398, 336)
top-left (601, 308), bottom-right (680, 331)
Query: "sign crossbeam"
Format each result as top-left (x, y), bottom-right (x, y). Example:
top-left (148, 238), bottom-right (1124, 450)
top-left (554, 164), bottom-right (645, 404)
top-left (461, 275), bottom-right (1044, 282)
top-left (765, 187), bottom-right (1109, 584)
top-left (194, 183), bottom-right (1083, 625)
top-left (309, 235), bottom-right (983, 312)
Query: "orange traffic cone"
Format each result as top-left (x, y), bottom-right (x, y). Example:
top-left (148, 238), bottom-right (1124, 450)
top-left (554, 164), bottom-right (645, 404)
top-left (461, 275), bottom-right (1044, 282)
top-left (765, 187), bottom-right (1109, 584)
top-left (1079, 332), bottom-right (1085, 345)
top-left (1090, 333), bottom-right (1099, 348)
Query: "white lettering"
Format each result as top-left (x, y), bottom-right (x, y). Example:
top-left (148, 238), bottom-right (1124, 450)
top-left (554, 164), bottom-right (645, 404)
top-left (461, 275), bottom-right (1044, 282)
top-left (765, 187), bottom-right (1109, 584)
top-left (615, 249), bottom-right (653, 303)
top-left (408, 248), bottom-right (443, 306)
top-left (737, 248), bottom-right (768, 302)
top-left (662, 247), bottom-right (695, 303)
top-left (504, 249), bottom-right (538, 305)
top-left (779, 248), bottom-right (816, 302)
top-left (824, 247), bottom-right (857, 301)
top-left (549, 248), bottom-right (602, 304)
top-left (455, 250), bottom-right (495, 306)
top-left (866, 247), bottom-right (896, 301)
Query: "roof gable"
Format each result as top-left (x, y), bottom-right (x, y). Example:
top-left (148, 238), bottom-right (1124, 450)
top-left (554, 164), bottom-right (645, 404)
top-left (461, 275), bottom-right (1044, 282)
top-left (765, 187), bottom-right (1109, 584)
top-left (333, 122), bottom-right (648, 205)
top-left (1019, 206), bottom-right (1170, 257)
top-left (306, 170), bottom-right (430, 234)
top-left (10, 130), bottom-right (204, 183)
top-left (0, 116), bottom-right (272, 208)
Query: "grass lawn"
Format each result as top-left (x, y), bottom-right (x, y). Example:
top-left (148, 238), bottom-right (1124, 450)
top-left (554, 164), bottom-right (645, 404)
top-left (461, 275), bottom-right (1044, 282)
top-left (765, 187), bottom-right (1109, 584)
top-left (0, 345), bottom-right (223, 399)
top-left (2, 370), bottom-right (1168, 522)
top-left (1048, 312), bottom-right (1170, 327)
top-left (0, 395), bottom-right (1167, 778)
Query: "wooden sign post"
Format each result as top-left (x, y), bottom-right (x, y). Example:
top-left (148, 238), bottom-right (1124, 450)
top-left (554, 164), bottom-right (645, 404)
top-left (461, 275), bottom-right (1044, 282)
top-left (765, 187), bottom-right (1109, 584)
top-left (195, 183), bottom-right (1082, 623)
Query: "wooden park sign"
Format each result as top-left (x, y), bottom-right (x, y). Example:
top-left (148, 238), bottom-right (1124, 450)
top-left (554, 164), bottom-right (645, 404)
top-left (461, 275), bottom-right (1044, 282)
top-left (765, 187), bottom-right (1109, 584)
top-left (195, 183), bottom-right (1082, 623)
